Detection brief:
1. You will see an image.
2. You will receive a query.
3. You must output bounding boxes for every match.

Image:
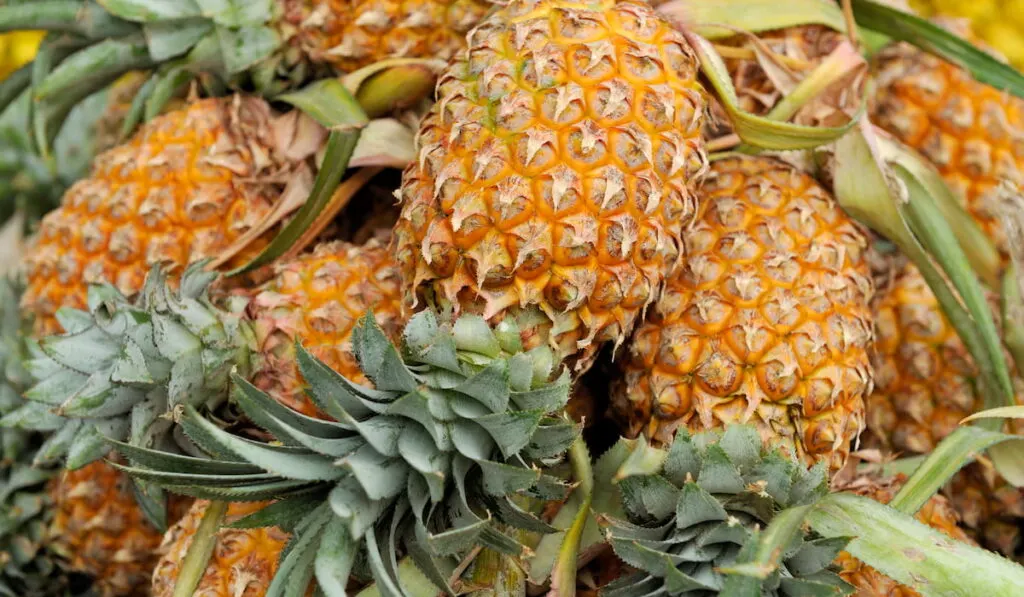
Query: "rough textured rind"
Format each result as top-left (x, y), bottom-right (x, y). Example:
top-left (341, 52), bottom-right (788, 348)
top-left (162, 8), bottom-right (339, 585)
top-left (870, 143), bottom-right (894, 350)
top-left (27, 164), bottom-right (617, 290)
top-left (48, 462), bottom-right (187, 597)
top-left (864, 261), bottom-right (1024, 555)
top-left (394, 0), bottom-right (708, 370)
top-left (872, 38), bottom-right (1024, 259)
top-left (248, 237), bottom-right (404, 417)
top-left (151, 500), bottom-right (293, 597)
top-left (21, 96), bottom-right (290, 337)
top-left (612, 156), bottom-right (874, 472)
top-left (835, 474), bottom-right (974, 597)
top-left (281, 0), bottom-right (492, 73)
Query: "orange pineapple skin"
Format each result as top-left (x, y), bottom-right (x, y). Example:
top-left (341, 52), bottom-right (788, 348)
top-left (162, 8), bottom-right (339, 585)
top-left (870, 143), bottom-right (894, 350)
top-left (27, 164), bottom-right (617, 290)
top-left (21, 96), bottom-right (287, 337)
top-left (49, 462), bottom-right (187, 597)
top-left (872, 41), bottom-right (1023, 257)
top-left (865, 261), bottom-right (1024, 555)
top-left (281, 0), bottom-right (492, 73)
top-left (152, 501), bottom-right (293, 597)
top-left (612, 156), bottom-right (874, 472)
top-left (835, 475), bottom-right (973, 596)
top-left (394, 0), bottom-right (708, 370)
top-left (248, 237), bottom-right (404, 417)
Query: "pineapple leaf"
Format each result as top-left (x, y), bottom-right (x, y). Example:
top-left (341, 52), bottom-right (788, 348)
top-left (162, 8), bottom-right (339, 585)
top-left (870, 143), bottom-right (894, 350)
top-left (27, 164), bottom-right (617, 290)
top-left (97, 0), bottom-right (203, 21)
top-left (109, 439), bottom-right (262, 475)
top-left (315, 516), bottom-right (356, 597)
top-left (890, 425), bottom-right (1017, 514)
top-left (179, 406), bottom-right (345, 482)
top-left (849, 0), bottom-right (1024, 100)
top-left (231, 80), bottom-right (368, 274)
top-left (810, 492), bottom-right (1024, 596)
top-left (267, 505), bottom-right (330, 597)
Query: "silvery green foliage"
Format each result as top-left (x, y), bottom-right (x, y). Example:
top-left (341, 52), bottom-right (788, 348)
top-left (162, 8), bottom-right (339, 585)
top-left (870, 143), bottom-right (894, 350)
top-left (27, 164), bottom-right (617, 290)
top-left (604, 426), bottom-right (852, 597)
top-left (0, 263), bottom-right (253, 470)
top-left (0, 278), bottom-right (91, 597)
top-left (112, 310), bottom-right (579, 597)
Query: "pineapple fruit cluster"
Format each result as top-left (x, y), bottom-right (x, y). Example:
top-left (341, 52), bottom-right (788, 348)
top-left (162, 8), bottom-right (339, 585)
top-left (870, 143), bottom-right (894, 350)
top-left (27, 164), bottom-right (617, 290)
top-left (0, 0), bottom-right (1022, 596)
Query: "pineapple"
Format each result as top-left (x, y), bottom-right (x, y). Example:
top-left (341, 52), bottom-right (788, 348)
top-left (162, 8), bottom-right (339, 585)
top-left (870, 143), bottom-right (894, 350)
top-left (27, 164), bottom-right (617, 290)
top-left (393, 0), bottom-right (709, 372)
top-left (47, 461), bottom-right (188, 597)
top-left (611, 155), bottom-right (875, 473)
top-left (864, 260), bottom-right (1024, 555)
top-left (834, 474), bottom-right (975, 596)
top-left (871, 32), bottom-right (1023, 259)
top-left (248, 237), bottom-right (405, 417)
top-left (20, 94), bottom-right (319, 337)
top-left (151, 501), bottom-right (291, 597)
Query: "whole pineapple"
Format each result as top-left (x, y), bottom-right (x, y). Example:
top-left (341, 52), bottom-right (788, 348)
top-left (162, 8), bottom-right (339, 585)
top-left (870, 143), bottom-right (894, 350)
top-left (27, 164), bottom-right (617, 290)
top-left (151, 501), bottom-right (292, 597)
top-left (20, 95), bottom-right (314, 337)
top-left (611, 155), bottom-right (875, 472)
top-left (394, 0), bottom-right (709, 371)
top-left (834, 474), bottom-right (975, 596)
top-left (865, 260), bottom-right (1024, 555)
top-left (871, 30), bottom-right (1023, 259)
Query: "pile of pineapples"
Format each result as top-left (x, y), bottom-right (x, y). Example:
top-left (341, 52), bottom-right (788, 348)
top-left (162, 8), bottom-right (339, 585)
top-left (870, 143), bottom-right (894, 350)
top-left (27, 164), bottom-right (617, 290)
top-left (1, 1), bottom-right (1023, 596)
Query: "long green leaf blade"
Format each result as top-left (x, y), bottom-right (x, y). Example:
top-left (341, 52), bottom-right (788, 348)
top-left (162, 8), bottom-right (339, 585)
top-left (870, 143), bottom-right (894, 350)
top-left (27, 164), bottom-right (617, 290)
top-left (810, 493), bottom-right (1024, 596)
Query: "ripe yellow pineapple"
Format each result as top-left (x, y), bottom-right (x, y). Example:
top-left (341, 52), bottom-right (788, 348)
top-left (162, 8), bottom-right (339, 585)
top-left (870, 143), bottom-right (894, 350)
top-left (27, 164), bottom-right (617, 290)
top-left (48, 461), bottom-right (188, 597)
top-left (248, 237), bottom-right (404, 418)
top-left (394, 0), bottom-right (709, 371)
top-left (611, 155), bottom-right (875, 472)
top-left (151, 501), bottom-right (292, 597)
top-left (871, 34), bottom-right (1023, 259)
top-left (865, 260), bottom-right (1024, 554)
top-left (20, 95), bottom-right (317, 337)
top-left (835, 474), bottom-right (975, 596)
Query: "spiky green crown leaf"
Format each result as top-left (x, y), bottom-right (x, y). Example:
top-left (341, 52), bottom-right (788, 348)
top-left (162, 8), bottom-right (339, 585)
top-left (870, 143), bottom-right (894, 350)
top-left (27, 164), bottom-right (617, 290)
top-left (0, 278), bottom-right (89, 597)
top-left (603, 427), bottom-right (852, 597)
top-left (0, 263), bottom-right (254, 470)
top-left (112, 310), bottom-right (579, 597)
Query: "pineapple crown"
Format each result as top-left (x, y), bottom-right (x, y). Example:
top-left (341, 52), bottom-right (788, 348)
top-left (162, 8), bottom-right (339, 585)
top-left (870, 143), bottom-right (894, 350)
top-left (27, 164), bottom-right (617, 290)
top-left (0, 0), bottom-right (328, 151)
top-left (0, 263), bottom-right (255, 470)
top-left (0, 278), bottom-right (84, 597)
top-left (112, 309), bottom-right (579, 596)
top-left (604, 426), bottom-right (852, 597)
